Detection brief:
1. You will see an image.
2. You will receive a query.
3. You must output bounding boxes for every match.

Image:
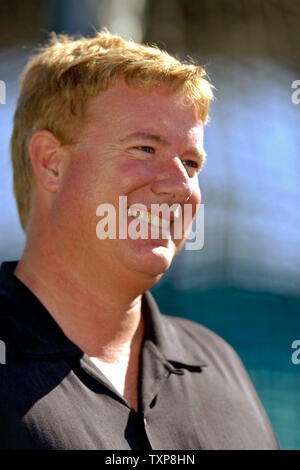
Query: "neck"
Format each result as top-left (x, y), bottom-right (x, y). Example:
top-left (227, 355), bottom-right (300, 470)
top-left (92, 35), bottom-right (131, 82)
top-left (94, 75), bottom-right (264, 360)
top-left (14, 231), bottom-right (150, 360)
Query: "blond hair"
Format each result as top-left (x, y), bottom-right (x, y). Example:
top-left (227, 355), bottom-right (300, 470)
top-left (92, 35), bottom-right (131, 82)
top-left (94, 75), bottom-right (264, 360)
top-left (11, 30), bottom-right (214, 231)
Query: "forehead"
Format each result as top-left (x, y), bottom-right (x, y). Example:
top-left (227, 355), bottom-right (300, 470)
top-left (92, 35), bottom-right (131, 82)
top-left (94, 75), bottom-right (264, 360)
top-left (81, 79), bottom-right (203, 143)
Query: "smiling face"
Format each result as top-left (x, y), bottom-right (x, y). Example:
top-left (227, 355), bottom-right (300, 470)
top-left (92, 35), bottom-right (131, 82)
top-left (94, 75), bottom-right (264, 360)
top-left (50, 79), bottom-right (206, 286)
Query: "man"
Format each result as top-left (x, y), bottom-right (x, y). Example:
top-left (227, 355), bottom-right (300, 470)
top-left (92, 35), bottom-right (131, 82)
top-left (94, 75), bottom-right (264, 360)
top-left (0, 31), bottom-right (279, 450)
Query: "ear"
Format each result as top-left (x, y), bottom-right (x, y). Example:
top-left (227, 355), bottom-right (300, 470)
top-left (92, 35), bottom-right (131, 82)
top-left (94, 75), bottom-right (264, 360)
top-left (29, 130), bottom-right (64, 193)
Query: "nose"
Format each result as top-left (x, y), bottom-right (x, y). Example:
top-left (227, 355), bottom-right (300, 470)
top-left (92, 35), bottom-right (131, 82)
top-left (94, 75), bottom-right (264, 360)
top-left (151, 157), bottom-right (193, 202)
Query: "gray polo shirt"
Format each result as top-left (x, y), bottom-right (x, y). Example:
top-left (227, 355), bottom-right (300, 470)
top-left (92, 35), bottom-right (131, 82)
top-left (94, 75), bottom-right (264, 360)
top-left (0, 261), bottom-right (279, 450)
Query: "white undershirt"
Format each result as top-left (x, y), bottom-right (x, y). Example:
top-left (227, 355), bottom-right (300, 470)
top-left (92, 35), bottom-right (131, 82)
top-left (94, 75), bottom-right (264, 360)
top-left (89, 356), bottom-right (126, 396)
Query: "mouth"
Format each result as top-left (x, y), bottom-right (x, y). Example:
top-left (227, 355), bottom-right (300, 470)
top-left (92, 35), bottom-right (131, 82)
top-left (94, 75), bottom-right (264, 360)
top-left (127, 208), bottom-right (171, 229)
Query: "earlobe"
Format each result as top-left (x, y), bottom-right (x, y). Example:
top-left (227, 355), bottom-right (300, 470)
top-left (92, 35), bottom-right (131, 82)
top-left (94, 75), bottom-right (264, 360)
top-left (29, 130), bottom-right (63, 192)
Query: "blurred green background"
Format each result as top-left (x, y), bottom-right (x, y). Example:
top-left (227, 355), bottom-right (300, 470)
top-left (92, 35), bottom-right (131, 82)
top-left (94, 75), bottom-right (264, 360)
top-left (0, 0), bottom-right (299, 449)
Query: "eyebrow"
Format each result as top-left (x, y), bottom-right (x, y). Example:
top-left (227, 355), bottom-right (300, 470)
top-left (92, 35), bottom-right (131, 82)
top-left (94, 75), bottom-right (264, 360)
top-left (119, 132), bottom-right (169, 145)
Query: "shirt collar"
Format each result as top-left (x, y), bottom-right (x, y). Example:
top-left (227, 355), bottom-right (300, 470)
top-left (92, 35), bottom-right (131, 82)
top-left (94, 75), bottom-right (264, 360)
top-left (0, 261), bottom-right (206, 367)
top-left (142, 291), bottom-right (207, 368)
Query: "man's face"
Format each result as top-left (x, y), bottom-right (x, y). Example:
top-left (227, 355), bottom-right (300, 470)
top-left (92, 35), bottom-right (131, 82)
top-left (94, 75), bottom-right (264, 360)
top-left (53, 79), bottom-right (205, 283)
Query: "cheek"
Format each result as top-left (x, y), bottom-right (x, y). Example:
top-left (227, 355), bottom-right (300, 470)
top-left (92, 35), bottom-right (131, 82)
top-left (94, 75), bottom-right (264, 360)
top-left (54, 159), bottom-right (101, 232)
top-left (118, 159), bottom-right (155, 189)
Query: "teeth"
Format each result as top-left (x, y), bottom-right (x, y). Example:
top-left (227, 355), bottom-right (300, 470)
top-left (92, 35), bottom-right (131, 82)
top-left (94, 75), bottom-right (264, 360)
top-left (128, 208), bottom-right (170, 229)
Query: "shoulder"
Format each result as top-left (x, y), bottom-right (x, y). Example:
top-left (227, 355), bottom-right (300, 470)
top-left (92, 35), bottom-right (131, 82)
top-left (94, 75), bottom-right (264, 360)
top-left (159, 313), bottom-right (270, 419)
top-left (161, 313), bottom-right (236, 357)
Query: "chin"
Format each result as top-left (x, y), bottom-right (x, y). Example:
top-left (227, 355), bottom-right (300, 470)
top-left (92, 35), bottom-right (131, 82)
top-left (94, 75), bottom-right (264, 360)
top-left (128, 243), bottom-right (176, 278)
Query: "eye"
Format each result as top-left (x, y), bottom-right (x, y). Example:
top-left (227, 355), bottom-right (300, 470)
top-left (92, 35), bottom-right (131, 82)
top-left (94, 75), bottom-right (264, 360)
top-left (134, 146), bottom-right (155, 154)
top-left (183, 160), bottom-right (200, 173)
top-left (184, 160), bottom-right (199, 169)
